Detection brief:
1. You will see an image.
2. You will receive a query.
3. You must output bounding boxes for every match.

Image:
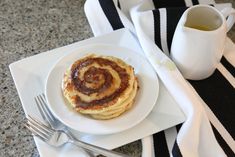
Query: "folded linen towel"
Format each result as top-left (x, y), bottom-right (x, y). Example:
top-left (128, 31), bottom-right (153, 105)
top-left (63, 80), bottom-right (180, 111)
top-left (84, 0), bottom-right (235, 156)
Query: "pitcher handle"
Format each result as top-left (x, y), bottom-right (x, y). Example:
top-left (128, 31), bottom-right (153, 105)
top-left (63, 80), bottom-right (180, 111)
top-left (221, 7), bottom-right (235, 32)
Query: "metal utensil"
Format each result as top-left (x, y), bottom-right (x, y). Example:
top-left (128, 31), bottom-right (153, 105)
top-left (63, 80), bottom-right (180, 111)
top-left (35, 94), bottom-right (95, 156)
top-left (35, 94), bottom-right (64, 129)
top-left (25, 116), bottom-right (131, 157)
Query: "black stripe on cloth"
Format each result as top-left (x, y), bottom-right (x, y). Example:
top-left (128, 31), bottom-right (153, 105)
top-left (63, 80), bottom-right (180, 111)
top-left (153, 10), bottom-right (163, 51)
top-left (166, 7), bottom-right (187, 51)
top-left (192, 0), bottom-right (199, 5)
top-left (153, 131), bottom-right (170, 157)
top-left (172, 141), bottom-right (183, 157)
top-left (221, 56), bottom-right (235, 77)
top-left (211, 124), bottom-right (235, 156)
top-left (98, 0), bottom-right (124, 30)
top-left (189, 69), bottom-right (235, 139)
top-left (117, 0), bottom-right (121, 9)
top-left (152, 0), bottom-right (186, 8)
top-left (176, 123), bottom-right (183, 132)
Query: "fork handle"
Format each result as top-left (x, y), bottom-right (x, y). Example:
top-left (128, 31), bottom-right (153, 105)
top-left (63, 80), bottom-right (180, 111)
top-left (69, 140), bottom-right (131, 157)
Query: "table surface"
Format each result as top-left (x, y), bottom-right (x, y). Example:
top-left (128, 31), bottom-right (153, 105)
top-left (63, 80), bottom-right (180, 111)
top-left (1, 0), bottom-right (234, 157)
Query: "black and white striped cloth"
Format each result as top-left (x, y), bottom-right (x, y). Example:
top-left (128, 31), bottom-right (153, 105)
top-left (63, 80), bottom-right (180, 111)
top-left (84, 0), bottom-right (235, 156)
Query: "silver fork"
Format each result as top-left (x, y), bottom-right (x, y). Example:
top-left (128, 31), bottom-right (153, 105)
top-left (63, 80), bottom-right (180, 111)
top-left (25, 116), bottom-right (131, 157)
top-left (35, 94), bottom-right (95, 156)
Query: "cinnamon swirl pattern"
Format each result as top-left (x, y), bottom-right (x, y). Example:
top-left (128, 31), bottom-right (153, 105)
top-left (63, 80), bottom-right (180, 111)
top-left (62, 54), bottom-right (138, 120)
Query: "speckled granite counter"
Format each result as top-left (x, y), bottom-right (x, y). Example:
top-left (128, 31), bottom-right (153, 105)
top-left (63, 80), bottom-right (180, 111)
top-left (0, 0), bottom-right (234, 157)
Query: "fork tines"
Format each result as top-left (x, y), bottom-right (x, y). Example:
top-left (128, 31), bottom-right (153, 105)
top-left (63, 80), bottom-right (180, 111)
top-left (34, 94), bottom-right (56, 126)
top-left (25, 115), bottom-right (53, 141)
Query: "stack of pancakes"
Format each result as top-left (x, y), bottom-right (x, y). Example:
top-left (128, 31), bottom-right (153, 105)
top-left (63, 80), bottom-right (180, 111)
top-left (62, 54), bottom-right (138, 120)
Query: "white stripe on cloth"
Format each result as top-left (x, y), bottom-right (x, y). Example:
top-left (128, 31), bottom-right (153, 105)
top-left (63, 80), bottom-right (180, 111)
top-left (200, 96), bottom-right (235, 153)
top-left (159, 8), bottom-right (170, 56)
top-left (184, 0), bottom-right (193, 7)
top-left (141, 136), bottom-right (155, 157)
top-left (164, 127), bottom-right (178, 157)
top-left (217, 63), bottom-right (235, 88)
top-left (198, 0), bottom-right (215, 4)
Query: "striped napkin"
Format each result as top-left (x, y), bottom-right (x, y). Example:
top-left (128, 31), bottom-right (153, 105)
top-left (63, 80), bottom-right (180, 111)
top-left (84, 0), bottom-right (235, 156)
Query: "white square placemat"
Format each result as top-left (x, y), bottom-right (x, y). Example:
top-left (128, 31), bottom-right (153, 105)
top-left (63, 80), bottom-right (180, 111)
top-left (9, 29), bottom-right (185, 156)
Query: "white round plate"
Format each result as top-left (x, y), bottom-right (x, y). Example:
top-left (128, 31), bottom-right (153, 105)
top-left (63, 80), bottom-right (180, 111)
top-left (45, 44), bottom-right (159, 135)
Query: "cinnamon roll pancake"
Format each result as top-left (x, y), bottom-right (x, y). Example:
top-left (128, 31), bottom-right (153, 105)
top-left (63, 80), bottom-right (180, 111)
top-left (62, 54), bottom-right (138, 120)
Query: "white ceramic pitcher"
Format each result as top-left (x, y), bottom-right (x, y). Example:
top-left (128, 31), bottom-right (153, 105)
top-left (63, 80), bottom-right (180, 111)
top-left (170, 5), bottom-right (235, 80)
